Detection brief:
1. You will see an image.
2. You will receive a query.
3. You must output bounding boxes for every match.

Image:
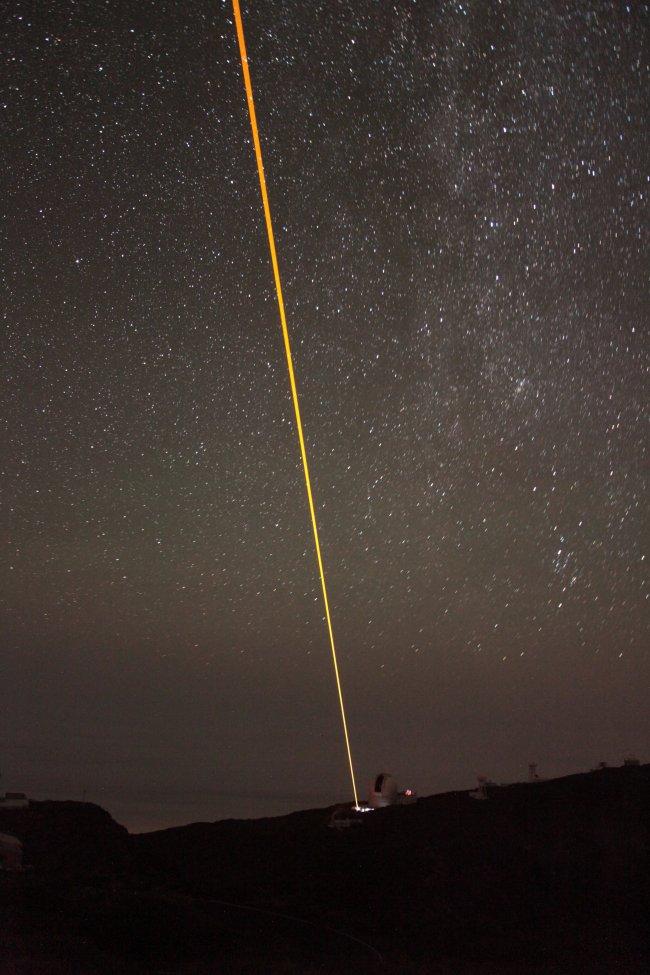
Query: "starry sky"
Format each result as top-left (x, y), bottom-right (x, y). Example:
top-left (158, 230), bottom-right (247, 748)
top-left (2, 0), bottom-right (648, 830)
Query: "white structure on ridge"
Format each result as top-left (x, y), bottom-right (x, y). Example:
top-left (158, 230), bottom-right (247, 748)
top-left (469, 775), bottom-right (490, 800)
top-left (368, 773), bottom-right (416, 809)
top-left (369, 773), bottom-right (398, 808)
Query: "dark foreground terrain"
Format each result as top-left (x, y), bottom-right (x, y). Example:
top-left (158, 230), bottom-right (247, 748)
top-left (1, 764), bottom-right (648, 973)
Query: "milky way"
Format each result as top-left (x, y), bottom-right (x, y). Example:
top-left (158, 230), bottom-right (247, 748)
top-left (2, 1), bottom-right (647, 827)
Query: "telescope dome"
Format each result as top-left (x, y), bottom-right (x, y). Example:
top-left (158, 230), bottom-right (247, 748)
top-left (369, 772), bottom-right (398, 808)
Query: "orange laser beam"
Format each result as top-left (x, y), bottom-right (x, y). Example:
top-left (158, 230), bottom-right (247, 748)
top-left (231, 0), bottom-right (359, 807)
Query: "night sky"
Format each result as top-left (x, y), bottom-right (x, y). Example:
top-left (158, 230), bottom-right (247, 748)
top-left (2, 1), bottom-right (648, 830)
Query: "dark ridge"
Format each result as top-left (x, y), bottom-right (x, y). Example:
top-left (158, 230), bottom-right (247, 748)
top-left (1, 763), bottom-right (648, 973)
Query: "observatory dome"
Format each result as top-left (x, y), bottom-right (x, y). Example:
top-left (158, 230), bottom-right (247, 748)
top-left (369, 772), bottom-right (399, 808)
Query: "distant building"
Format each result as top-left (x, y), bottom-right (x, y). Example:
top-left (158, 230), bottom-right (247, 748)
top-left (368, 773), bottom-right (417, 809)
top-left (369, 773), bottom-right (398, 808)
top-left (469, 776), bottom-right (491, 800)
top-left (623, 756), bottom-right (640, 767)
top-left (328, 806), bottom-right (365, 830)
top-left (0, 792), bottom-right (28, 809)
top-left (0, 833), bottom-right (23, 871)
top-left (528, 763), bottom-right (542, 782)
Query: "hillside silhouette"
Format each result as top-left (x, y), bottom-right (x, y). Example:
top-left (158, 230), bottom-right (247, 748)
top-left (1, 763), bottom-right (648, 973)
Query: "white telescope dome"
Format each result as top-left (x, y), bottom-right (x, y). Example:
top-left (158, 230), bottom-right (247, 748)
top-left (369, 772), bottom-right (398, 808)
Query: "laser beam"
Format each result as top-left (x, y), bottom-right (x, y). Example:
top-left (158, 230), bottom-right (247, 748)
top-left (231, 0), bottom-right (359, 807)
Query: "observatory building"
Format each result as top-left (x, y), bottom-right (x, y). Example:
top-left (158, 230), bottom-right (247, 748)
top-left (369, 773), bottom-right (398, 808)
top-left (329, 773), bottom-right (417, 826)
top-left (0, 792), bottom-right (28, 809)
top-left (368, 773), bottom-right (416, 809)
